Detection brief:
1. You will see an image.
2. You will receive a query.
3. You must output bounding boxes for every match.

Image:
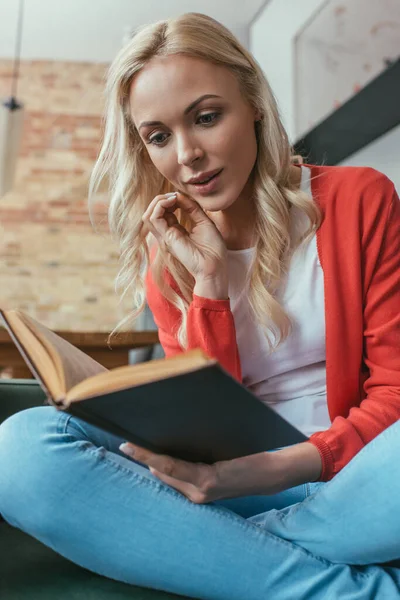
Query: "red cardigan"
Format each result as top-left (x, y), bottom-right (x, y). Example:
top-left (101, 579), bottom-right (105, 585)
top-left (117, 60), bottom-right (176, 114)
top-left (145, 165), bottom-right (400, 481)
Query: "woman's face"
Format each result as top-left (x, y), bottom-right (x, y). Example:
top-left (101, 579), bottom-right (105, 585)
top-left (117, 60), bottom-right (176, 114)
top-left (129, 54), bottom-right (260, 212)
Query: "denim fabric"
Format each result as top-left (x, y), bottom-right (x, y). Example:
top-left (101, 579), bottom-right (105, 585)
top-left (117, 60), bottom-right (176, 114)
top-left (1, 406), bottom-right (399, 600)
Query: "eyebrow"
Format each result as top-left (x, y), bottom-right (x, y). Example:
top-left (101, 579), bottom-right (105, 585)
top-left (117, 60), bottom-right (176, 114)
top-left (137, 94), bottom-right (222, 132)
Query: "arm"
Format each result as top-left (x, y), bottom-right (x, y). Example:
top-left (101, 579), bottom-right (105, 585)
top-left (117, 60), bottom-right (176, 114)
top-left (215, 441), bottom-right (322, 497)
top-left (145, 249), bottom-right (242, 381)
top-left (309, 178), bottom-right (400, 481)
top-left (121, 433), bottom-right (323, 500)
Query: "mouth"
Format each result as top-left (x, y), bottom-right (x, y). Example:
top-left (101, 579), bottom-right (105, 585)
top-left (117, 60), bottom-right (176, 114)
top-left (187, 169), bottom-right (223, 194)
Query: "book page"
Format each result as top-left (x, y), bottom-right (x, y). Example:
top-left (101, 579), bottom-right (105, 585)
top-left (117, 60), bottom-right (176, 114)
top-left (19, 312), bottom-right (108, 393)
top-left (1, 309), bottom-right (64, 400)
top-left (66, 348), bottom-right (213, 405)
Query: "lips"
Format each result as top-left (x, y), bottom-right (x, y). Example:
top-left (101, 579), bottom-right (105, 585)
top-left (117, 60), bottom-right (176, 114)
top-left (187, 169), bottom-right (223, 185)
top-left (188, 169), bottom-right (223, 195)
top-left (195, 172), bottom-right (219, 185)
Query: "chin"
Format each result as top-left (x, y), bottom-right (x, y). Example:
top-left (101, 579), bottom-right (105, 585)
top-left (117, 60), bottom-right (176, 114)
top-left (193, 196), bottom-right (231, 212)
top-left (200, 190), bottom-right (240, 212)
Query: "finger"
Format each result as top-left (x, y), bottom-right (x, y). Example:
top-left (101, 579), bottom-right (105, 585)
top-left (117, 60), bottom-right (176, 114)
top-left (140, 217), bottom-right (160, 244)
top-left (172, 193), bottom-right (210, 226)
top-left (142, 195), bottom-right (173, 241)
top-left (148, 196), bottom-right (180, 237)
top-left (164, 210), bottom-right (179, 228)
top-left (148, 196), bottom-right (178, 221)
top-left (150, 199), bottom-right (192, 248)
top-left (163, 206), bottom-right (179, 222)
top-left (120, 443), bottom-right (201, 486)
top-left (144, 217), bottom-right (186, 254)
top-left (142, 194), bottom-right (171, 219)
top-left (142, 193), bottom-right (177, 222)
top-left (163, 213), bottom-right (189, 238)
top-left (149, 468), bottom-right (207, 503)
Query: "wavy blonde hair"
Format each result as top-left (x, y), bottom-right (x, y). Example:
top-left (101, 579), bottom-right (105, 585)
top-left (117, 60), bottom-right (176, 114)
top-left (89, 12), bottom-right (321, 350)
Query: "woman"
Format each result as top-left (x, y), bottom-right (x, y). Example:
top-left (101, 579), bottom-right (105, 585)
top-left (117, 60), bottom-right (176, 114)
top-left (1, 12), bottom-right (400, 600)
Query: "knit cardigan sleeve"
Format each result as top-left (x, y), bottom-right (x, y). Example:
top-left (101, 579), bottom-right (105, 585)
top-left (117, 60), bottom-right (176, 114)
top-left (309, 175), bottom-right (400, 480)
top-left (145, 255), bottom-right (242, 381)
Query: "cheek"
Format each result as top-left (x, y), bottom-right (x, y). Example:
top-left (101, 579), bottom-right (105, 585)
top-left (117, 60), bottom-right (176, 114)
top-left (146, 148), bottom-right (176, 181)
top-left (217, 116), bottom-right (256, 154)
top-left (222, 121), bottom-right (257, 173)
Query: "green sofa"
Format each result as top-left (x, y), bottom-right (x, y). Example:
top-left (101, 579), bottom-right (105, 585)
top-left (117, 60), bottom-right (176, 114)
top-left (0, 379), bottom-right (191, 600)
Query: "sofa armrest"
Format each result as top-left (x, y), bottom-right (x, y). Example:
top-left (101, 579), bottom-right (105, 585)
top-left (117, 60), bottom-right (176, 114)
top-left (0, 379), bottom-right (46, 424)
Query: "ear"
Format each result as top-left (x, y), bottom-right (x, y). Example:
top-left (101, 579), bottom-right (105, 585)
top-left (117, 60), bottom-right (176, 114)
top-left (254, 108), bottom-right (262, 121)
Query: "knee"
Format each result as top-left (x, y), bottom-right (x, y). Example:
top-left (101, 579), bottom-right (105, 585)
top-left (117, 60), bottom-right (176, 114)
top-left (0, 406), bottom-right (64, 529)
top-left (0, 405), bottom-right (57, 456)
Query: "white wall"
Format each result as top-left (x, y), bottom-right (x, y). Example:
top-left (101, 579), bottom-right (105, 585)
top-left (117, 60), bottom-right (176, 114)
top-left (250, 0), bottom-right (326, 142)
top-left (0, 0), bottom-right (256, 63)
top-left (250, 0), bottom-right (400, 191)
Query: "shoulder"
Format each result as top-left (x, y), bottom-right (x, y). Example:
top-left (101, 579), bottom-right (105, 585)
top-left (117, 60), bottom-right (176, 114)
top-left (307, 163), bottom-right (395, 194)
top-left (307, 164), bottom-right (397, 215)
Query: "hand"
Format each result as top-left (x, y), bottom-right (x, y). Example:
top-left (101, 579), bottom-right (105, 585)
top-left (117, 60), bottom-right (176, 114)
top-left (118, 442), bottom-right (300, 503)
top-left (142, 192), bottom-right (228, 286)
top-left (119, 442), bottom-right (322, 503)
top-left (119, 442), bottom-right (222, 503)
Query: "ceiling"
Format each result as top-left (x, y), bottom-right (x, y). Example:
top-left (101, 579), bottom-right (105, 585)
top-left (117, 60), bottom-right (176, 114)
top-left (0, 0), bottom-right (268, 63)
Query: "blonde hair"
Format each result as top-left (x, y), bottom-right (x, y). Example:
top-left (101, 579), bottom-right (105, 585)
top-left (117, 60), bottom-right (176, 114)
top-left (89, 12), bottom-right (321, 350)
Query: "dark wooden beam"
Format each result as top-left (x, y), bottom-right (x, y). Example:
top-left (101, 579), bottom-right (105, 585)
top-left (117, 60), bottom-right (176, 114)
top-left (293, 59), bottom-right (400, 165)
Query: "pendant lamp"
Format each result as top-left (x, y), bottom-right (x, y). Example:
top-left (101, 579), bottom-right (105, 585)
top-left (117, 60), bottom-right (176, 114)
top-left (0, 0), bottom-right (25, 198)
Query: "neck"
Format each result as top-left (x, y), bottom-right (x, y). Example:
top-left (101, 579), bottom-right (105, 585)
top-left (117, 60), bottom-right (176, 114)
top-left (209, 164), bottom-right (302, 251)
top-left (211, 193), bottom-right (255, 250)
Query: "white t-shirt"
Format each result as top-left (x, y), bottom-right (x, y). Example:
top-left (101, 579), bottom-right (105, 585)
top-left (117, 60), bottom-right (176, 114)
top-left (227, 166), bottom-right (330, 437)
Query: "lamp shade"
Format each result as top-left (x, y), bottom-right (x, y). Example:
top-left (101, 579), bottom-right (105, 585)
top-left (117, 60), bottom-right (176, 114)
top-left (0, 99), bottom-right (24, 198)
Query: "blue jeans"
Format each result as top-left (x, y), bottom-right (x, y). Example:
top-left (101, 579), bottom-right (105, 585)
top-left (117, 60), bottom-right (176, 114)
top-left (1, 406), bottom-right (400, 600)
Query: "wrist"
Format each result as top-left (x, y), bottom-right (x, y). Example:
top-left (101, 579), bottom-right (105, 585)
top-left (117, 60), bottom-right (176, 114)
top-left (193, 276), bottom-right (228, 300)
top-left (268, 442), bottom-right (323, 493)
top-left (213, 443), bottom-right (322, 500)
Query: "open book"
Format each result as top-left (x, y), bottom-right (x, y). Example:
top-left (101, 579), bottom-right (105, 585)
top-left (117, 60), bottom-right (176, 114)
top-left (1, 308), bottom-right (307, 463)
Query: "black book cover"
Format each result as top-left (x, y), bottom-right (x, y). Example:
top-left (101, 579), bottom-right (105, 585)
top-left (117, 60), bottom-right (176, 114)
top-left (67, 363), bottom-right (307, 463)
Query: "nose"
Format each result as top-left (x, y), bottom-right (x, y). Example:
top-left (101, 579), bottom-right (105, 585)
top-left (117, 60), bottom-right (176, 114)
top-left (176, 132), bottom-right (204, 166)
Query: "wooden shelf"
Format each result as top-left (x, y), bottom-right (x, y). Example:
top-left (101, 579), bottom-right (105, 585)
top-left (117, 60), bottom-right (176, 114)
top-left (293, 59), bottom-right (400, 165)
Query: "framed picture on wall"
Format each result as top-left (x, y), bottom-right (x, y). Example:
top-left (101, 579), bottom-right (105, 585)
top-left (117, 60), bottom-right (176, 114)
top-left (294, 0), bottom-right (400, 139)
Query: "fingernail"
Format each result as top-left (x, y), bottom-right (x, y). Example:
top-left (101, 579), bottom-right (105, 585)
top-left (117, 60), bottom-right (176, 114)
top-left (119, 443), bottom-right (134, 455)
top-left (165, 192), bottom-right (177, 198)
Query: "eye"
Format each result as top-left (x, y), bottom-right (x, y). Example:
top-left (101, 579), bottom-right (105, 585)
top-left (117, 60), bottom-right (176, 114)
top-left (147, 112), bottom-right (220, 147)
top-left (197, 112), bottom-right (220, 125)
top-left (148, 132), bottom-right (169, 146)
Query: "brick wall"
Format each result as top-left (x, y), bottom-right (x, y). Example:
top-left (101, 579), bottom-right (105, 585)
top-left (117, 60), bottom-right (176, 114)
top-left (0, 60), bottom-right (132, 331)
